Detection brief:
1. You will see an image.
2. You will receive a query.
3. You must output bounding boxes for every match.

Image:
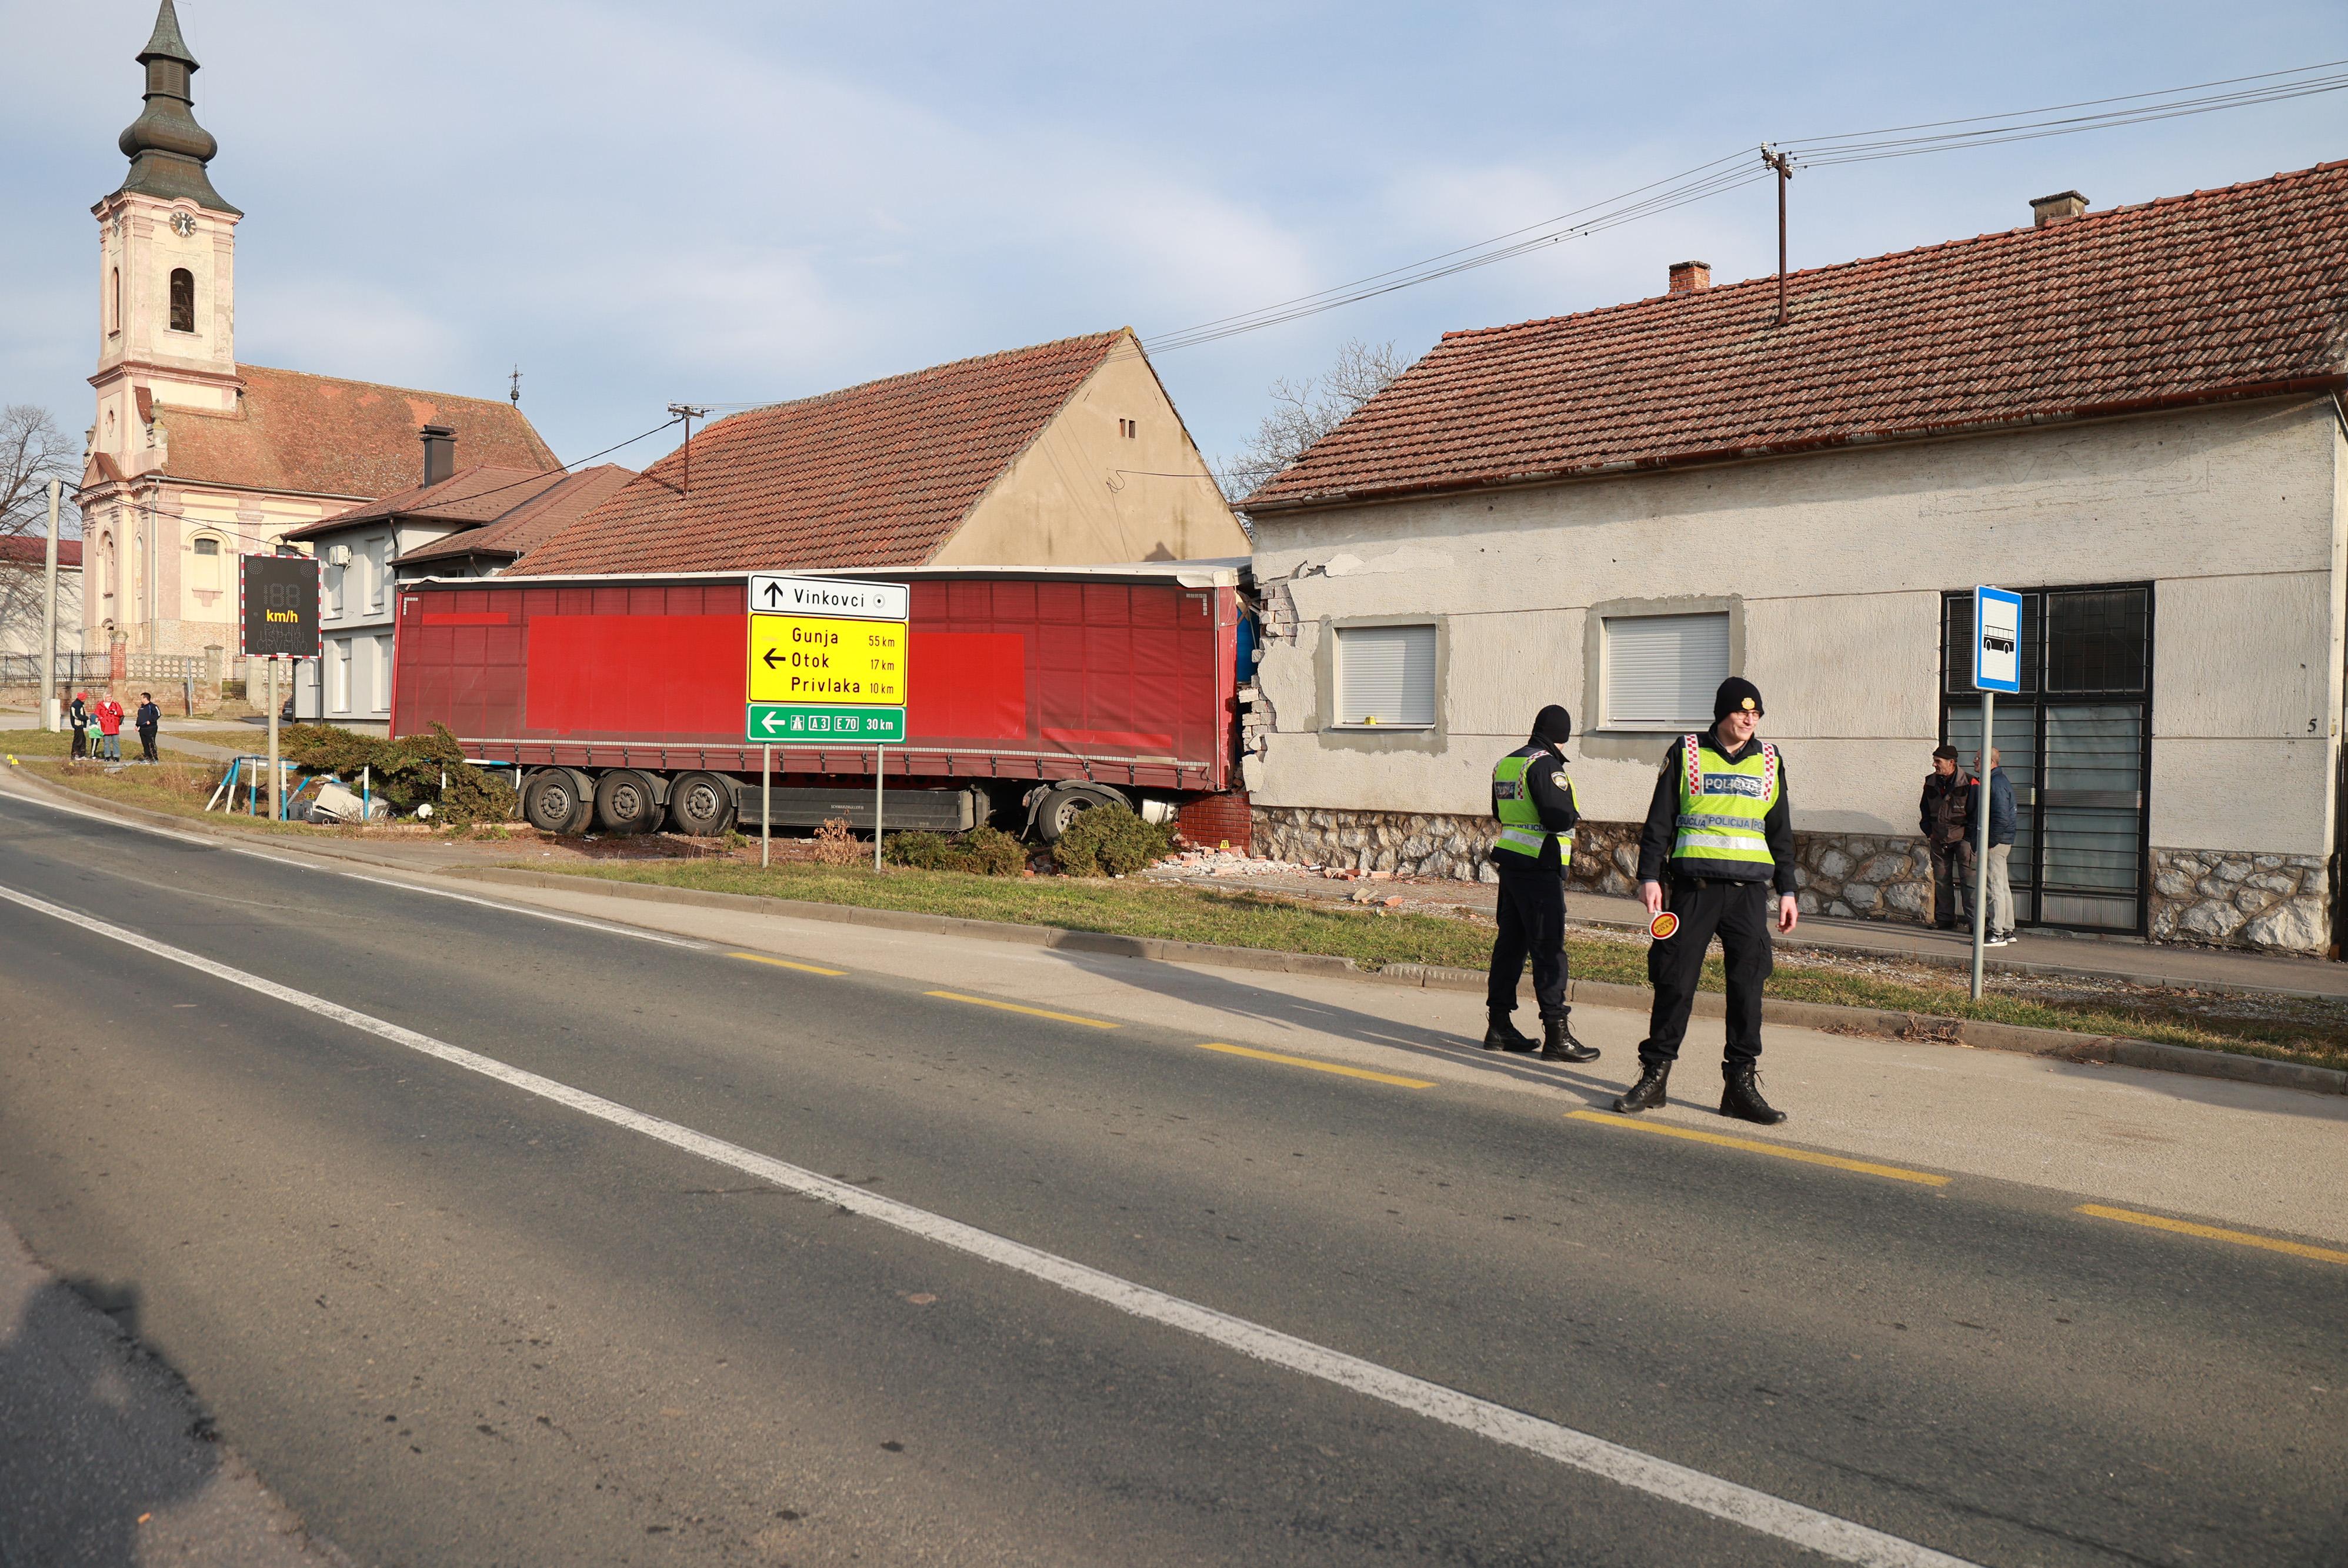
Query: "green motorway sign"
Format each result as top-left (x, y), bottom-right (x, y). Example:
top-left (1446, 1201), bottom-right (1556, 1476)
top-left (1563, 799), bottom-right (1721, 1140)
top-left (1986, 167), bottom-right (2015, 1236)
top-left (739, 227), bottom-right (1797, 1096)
top-left (746, 703), bottom-right (905, 744)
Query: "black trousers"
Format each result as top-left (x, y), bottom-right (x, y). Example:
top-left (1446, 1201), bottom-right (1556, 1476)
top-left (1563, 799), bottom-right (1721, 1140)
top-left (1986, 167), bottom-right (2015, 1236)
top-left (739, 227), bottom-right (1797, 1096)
top-left (1487, 857), bottom-right (1569, 1019)
top-left (70, 726), bottom-right (86, 759)
top-left (1929, 843), bottom-right (1973, 928)
top-left (1642, 878), bottom-right (1774, 1070)
top-left (138, 726), bottom-right (159, 762)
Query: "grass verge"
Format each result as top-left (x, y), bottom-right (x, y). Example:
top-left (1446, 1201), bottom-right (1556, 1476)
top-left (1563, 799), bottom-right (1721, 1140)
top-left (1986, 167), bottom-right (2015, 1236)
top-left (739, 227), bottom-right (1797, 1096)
top-left (511, 858), bottom-right (2348, 1073)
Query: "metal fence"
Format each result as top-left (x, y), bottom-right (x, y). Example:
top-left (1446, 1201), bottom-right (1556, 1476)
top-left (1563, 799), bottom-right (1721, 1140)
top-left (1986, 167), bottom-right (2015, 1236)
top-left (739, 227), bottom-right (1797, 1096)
top-left (0, 652), bottom-right (211, 685)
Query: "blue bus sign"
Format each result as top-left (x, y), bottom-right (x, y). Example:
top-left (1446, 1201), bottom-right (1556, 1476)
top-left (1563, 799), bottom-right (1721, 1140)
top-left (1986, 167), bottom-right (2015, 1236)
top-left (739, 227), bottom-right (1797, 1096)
top-left (1973, 586), bottom-right (2022, 694)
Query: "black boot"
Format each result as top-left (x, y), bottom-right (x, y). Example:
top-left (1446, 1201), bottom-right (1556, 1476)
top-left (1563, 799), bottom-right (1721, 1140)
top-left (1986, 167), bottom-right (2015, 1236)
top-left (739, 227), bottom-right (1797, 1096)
top-left (1539, 1012), bottom-right (1598, 1063)
top-left (1481, 1010), bottom-right (1537, 1053)
top-left (1612, 1061), bottom-right (1669, 1113)
top-left (1720, 1064), bottom-right (1787, 1125)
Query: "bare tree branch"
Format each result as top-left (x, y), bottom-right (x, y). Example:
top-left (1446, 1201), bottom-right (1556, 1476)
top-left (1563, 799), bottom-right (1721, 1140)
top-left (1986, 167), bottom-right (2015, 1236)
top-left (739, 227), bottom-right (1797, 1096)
top-left (0, 405), bottom-right (82, 541)
top-left (1217, 339), bottom-right (1407, 512)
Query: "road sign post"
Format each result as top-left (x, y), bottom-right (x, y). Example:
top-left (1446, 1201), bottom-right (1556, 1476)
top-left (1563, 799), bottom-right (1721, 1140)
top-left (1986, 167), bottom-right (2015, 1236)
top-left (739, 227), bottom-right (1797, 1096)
top-left (761, 744), bottom-right (772, 869)
top-left (241, 553), bottom-right (321, 825)
top-left (743, 573), bottom-right (910, 863)
top-left (1970, 587), bottom-right (2023, 999)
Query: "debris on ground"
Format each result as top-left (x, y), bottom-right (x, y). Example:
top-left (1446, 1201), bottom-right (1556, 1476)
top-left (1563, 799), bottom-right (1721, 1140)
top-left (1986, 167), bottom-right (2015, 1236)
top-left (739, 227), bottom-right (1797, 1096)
top-left (1149, 848), bottom-right (1315, 878)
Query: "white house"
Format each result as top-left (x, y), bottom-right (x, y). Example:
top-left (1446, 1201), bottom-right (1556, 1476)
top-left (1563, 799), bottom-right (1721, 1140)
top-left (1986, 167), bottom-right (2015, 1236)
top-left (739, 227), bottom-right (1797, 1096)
top-left (1242, 164), bottom-right (2348, 955)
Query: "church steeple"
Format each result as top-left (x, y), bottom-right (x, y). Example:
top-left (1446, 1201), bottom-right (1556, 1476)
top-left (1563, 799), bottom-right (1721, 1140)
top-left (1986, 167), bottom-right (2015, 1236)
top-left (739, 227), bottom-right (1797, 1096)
top-left (116, 0), bottom-right (238, 216)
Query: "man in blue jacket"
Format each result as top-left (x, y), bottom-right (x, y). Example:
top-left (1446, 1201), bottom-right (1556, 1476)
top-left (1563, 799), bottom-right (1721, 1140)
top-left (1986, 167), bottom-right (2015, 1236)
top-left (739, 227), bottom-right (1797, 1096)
top-left (1979, 749), bottom-right (2017, 945)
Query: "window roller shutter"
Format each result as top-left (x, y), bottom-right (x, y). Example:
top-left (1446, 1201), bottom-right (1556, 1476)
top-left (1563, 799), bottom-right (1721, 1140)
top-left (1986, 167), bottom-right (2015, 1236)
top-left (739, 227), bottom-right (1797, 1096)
top-left (1336, 625), bottom-right (1436, 726)
top-left (1605, 613), bottom-right (1729, 726)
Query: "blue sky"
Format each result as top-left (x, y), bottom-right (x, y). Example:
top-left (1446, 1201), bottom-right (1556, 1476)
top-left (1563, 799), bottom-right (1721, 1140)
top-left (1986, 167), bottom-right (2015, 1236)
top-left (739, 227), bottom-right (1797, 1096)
top-left (4, 1), bottom-right (2343, 489)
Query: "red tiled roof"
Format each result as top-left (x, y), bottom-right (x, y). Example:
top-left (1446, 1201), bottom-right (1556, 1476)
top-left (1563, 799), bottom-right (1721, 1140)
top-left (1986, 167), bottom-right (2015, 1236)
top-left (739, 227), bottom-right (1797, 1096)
top-left (1245, 161), bottom-right (2348, 512)
top-left (154, 365), bottom-right (557, 501)
top-left (282, 463), bottom-right (561, 539)
top-left (0, 536), bottom-right (82, 568)
top-left (512, 331), bottom-right (1126, 576)
top-left (398, 465), bottom-right (636, 566)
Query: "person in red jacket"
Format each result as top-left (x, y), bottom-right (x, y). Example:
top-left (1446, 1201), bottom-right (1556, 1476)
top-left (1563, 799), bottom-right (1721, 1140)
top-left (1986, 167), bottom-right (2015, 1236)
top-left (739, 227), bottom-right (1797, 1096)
top-left (92, 695), bottom-right (125, 762)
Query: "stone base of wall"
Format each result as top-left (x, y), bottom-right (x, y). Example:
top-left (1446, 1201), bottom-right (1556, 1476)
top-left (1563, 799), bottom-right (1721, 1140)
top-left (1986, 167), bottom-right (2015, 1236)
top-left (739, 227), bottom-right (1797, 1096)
top-left (1249, 805), bottom-right (1936, 922)
top-left (2150, 849), bottom-right (2330, 954)
top-left (1252, 806), bottom-right (2341, 955)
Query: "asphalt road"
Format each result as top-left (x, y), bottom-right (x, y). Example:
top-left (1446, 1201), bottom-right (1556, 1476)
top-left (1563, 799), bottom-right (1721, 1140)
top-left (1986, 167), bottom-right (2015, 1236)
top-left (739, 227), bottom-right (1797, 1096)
top-left (0, 787), bottom-right (2341, 1567)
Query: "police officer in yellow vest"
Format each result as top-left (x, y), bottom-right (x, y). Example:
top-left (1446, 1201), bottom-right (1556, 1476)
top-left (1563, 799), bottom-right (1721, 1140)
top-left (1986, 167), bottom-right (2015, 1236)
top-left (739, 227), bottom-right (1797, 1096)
top-left (1483, 705), bottom-right (1600, 1063)
top-left (1615, 676), bottom-right (1797, 1123)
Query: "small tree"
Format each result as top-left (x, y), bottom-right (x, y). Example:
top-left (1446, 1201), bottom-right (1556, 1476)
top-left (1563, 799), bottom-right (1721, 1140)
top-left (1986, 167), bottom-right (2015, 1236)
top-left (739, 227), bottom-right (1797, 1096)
top-left (1218, 339), bottom-right (1408, 509)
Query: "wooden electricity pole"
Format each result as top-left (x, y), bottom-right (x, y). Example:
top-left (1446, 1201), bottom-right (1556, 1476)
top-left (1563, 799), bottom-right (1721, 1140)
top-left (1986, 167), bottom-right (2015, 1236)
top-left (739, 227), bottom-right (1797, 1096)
top-left (1761, 145), bottom-right (1795, 328)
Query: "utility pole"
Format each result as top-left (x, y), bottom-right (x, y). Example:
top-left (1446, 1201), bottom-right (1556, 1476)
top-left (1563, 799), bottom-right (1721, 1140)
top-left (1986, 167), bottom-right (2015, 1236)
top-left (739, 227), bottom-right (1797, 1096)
top-left (666, 405), bottom-right (711, 496)
top-left (40, 480), bottom-right (60, 730)
top-left (1760, 145), bottom-right (1795, 328)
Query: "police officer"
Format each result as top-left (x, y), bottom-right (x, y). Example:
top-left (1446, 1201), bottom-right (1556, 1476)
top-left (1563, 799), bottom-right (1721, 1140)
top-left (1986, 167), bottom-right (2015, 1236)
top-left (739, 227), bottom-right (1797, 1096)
top-left (1483, 704), bottom-right (1599, 1063)
top-left (1613, 676), bottom-right (1796, 1123)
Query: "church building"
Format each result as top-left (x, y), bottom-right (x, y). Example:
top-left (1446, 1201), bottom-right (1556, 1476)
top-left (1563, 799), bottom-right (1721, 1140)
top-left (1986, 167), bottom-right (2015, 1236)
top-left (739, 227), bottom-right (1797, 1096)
top-left (79, 1), bottom-right (554, 668)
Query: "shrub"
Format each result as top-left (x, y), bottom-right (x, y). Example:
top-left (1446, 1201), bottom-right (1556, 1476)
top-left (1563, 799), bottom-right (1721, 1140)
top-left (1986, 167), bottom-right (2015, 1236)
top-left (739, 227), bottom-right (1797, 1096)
top-left (882, 825), bottom-right (1029, 876)
top-left (811, 816), bottom-right (863, 866)
top-left (277, 721), bottom-right (515, 828)
top-left (1051, 803), bottom-right (1174, 878)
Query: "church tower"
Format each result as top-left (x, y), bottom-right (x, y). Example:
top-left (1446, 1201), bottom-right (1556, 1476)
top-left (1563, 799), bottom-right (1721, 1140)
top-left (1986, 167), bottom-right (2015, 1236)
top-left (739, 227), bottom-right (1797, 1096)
top-left (91, 0), bottom-right (241, 483)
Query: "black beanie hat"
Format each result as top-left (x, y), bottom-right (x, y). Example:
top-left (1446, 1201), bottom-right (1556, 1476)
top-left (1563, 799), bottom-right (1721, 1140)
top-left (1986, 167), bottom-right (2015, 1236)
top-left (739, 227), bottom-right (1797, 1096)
top-left (1532, 705), bottom-right (1573, 745)
top-left (1713, 676), bottom-right (1764, 722)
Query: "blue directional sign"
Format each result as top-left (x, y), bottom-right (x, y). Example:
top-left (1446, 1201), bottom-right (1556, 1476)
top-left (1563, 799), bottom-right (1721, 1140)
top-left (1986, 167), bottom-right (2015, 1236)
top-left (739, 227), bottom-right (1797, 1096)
top-left (1973, 586), bottom-right (2022, 694)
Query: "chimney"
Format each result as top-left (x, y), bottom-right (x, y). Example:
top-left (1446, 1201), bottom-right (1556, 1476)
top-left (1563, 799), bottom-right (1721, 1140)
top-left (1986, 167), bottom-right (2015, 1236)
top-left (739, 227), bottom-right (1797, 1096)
top-left (1668, 260), bottom-right (1712, 293)
top-left (419, 423), bottom-right (457, 487)
top-left (2030, 191), bottom-right (2089, 229)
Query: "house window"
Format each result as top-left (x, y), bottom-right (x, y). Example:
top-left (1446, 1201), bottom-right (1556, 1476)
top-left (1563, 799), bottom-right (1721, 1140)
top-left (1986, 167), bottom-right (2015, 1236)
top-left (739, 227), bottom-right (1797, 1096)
top-left (1119, 418), bottom-right (1138, 439)
top-left (1600, 611), bottom-right (1730, 729)
top-left (367, 539), bottom-right (388, 611)
top-left (329, 641), bottom-right (351, 713)
top-left (168, 268), bottom-right (195, 333)
top-left (1332, 623), bottom-right (1436, 728)
top-left (191, 535), bottom-right (222, 592)
top-left (375, 633), bottom-right (394, 712)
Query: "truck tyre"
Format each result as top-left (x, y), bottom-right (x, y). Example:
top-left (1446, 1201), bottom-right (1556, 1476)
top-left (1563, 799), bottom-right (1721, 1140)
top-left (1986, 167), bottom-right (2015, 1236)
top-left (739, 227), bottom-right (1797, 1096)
top-left (594, 769), bottom-right (662, 835)
top-left (667, 771), bottom-right (736, 837)
top-left (1034, 783), bottom-right (1126, 843)
top-left (522, 770), bottom-right (593, 836)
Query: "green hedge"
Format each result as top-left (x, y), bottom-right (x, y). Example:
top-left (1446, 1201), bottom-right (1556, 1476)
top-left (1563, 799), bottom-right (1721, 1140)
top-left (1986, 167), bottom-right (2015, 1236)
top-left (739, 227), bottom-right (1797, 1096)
top-left (882, 825), bottom-right (1029, 876)
top-left (276, 722), bottom-right (516, 828)
top-left (1050, 803), bottom-right (1174, 878)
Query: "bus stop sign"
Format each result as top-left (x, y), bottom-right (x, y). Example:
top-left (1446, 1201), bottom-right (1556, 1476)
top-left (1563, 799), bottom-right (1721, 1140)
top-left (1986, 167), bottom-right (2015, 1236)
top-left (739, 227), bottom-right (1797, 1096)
top-left (1973, 586), bottom-right (2022, 694)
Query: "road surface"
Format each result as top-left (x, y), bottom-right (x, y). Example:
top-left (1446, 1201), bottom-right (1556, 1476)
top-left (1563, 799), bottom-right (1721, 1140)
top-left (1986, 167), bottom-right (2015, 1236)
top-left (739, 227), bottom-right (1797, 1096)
top-left (0, 786), bottom-right (2340, 1566)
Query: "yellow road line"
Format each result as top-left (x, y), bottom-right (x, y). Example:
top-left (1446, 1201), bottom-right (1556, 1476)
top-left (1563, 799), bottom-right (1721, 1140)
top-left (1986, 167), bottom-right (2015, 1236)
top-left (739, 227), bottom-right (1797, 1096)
top-left (925, 990), bottom-right (1119, 1029)
top-left (1565, 1110), bottom-right (1950, 1186)
top-left (729, 952), bottom-right (848, 976)
top-left (2076, 1203), bottom-right (2348, 1266)
top-left (1196, 1042), bottom-right (1435, 1089)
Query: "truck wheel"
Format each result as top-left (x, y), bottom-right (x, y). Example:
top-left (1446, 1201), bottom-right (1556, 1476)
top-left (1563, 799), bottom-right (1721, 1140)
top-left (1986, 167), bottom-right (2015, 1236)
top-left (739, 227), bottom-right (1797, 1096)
top-left (594, 769), bottom-right (662, 835)
top-left (667, 771), bottom-right (736, 837)
top-left (522, 770), bottom-right (592, 835)
top-left (1034, 783), bottom-right (1125, 843)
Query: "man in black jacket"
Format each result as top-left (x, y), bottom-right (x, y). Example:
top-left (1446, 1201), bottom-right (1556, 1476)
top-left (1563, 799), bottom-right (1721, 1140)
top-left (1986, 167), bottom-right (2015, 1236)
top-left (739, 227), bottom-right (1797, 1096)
top-left (67, 692), bottom-right (89, 759)
top-left (1482, 703), bottom-right (1598, 1063)
top-left (134, 692), bottom-right (162, 763)
top-left (1615, 677), bottom-right (1798, 1124)
top-left (1919, 744), bottom-right (1976, 930)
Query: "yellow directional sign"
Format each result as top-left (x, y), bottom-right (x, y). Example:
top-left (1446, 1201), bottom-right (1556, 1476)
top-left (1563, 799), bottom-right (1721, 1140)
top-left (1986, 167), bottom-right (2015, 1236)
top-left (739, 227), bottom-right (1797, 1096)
top-left (748, 613), bottom-right (906, 706)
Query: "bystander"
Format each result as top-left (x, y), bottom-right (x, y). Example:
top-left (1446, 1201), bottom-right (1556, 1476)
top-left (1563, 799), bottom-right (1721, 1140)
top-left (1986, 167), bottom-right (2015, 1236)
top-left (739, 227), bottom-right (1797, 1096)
top-left (92, 695), bottom-right (124, 763)
top-left (135, 692), bottom-right (161, 764)
top-left (1919, 744), bottom-right (1976, 930)
top-left (1977, 748), bottom-right (2017, 945)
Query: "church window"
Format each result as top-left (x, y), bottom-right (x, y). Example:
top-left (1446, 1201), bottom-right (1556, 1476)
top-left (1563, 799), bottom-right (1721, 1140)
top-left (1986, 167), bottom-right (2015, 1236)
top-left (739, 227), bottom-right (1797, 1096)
top-left (169, 268), bottom-right (195, 332)
top-left (110, 268), bottom-right (121, 335)
top-left (192, 535), bottom-right (224, 593)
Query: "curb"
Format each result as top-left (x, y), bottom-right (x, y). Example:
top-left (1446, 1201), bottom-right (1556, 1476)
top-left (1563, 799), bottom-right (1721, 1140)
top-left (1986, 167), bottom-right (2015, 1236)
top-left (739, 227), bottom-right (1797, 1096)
top-left (447, 866), bottom-right (2347, 1098)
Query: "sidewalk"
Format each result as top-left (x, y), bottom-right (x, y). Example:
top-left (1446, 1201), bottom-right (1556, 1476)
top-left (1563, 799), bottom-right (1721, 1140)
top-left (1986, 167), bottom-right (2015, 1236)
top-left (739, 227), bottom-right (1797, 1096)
top-left (1152, 862), bottom-right (2348, 1002)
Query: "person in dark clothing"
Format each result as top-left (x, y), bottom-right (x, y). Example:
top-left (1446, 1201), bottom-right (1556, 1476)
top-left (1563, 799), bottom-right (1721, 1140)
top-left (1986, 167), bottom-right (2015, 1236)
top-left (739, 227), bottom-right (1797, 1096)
top-left (1919, 744), bottom-right (1977, 930)
top-left (135, 692), bottom-right (161, 763)
top-left (1483, 704), bottom-right (1599, 1063)
top-left (67, 693), bottom-right (89, 760)
top-left (1614, 676), bottom-right (1799, 1125)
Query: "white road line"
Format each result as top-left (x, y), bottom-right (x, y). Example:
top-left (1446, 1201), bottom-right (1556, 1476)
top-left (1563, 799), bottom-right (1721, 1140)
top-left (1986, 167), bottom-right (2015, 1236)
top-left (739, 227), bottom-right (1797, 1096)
top-left (0, 881), bottom-right (1980, 1568)
top-left (0, 776), bottom-right (322, 870)
top-left (336, 872), bottom-right (703, 949)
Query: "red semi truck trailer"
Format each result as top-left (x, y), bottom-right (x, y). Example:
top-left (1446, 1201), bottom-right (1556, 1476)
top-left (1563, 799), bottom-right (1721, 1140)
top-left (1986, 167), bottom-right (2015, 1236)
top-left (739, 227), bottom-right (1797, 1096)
top-left (388, 561), bottom-right (1253, 848)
